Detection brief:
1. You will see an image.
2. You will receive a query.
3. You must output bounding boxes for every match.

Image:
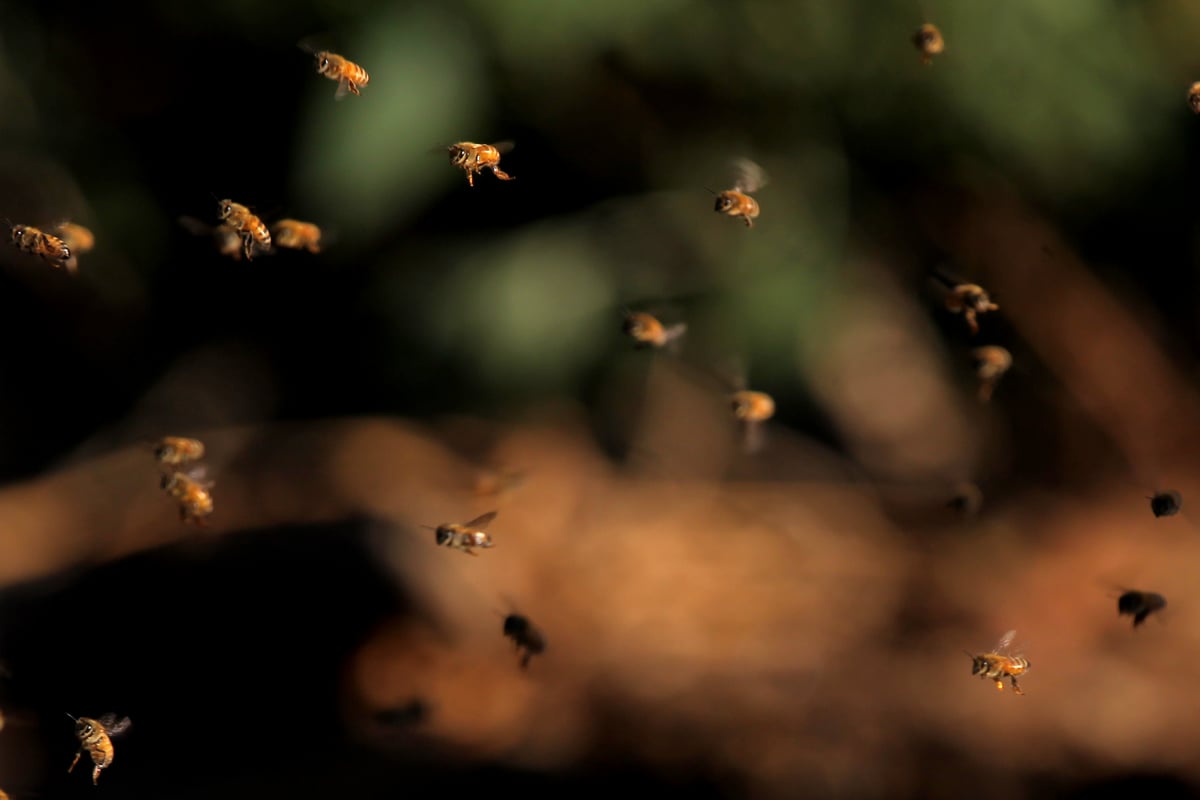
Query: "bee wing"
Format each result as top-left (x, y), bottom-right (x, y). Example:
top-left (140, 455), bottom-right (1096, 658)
top-left (492, 141), bottom-right (515, 154)
top-left (732, 158), bottom-right (767, 193)
top-left (994, 629), bottom-right (1017, 654)
top-left (463, 510), bottom-right (498, 530)
top-left (334, 79), bottom-right (351, 101)
top-left (98, 714), bottom-right (131, 736)
top-left (178, 215), bottom-right (214, 237)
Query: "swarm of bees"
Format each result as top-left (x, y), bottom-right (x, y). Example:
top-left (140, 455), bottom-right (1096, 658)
top-left (713, 158), bottom-right (767, 228)
top-left (67, 713), bottom-right (131, 785)
top-left (502, 613), bottom-right (546, 670)
top-left (1149, 489), bottom-right (1182, 518)
top-left (424, 510), bottom-right (498, 556)
top-left (1117, 590), bottom-right (1167, 628)
top-left (622, 310), bottom-right (687, 351)
top-left (913, 23), bottom-right (945, 65)
top-left (300, 43), bottom-right (370, 99)
top-left (447, 141), bottom-right (515, 187)
top-left (152, 436), bottom-right (214, 524)
top-left (966, 630), bottom-right (1029, 696)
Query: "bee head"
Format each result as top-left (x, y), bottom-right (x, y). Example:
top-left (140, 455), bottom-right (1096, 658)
top-left (434, 526), bottom-right (453, 546)
top-left (448, 147), bottom-right (468, 167)
top-left (503, 614), bottom-right (529, 638)
top-left (314, 53), bottom-right (331, 73)
top-left (714, 194), bottom-right (733, 213)
top-left (76, 718), bottom-right (94, 736)
top-left (9, 225), bottom-right (23, 243)
top-left (1150, 491), bottom-right (1182, 517)
top-left (216, 200), bottom-right (234, 220)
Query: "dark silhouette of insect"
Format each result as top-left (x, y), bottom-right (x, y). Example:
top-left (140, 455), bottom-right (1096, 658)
top-left (503, 613), bottom-right (546, 669)
top-left (1149, 490), bottom-right (1182, 518)
top-left (1118, 590), bottom-right (1166, 628)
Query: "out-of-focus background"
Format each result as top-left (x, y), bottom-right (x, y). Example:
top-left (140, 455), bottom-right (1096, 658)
top-left (3, 0), bottom-right (1200, 797)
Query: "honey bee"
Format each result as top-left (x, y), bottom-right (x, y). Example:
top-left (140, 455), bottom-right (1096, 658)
top-left (943, 283), bottom-right (999, 336)
top-left (622, 310), bottom-right (687, 351)
top-left (713, 158), bottom-right (767, 228)
top-left (423, 511), bottom-right (497, 555)
top-left (502, 613), bottom-right (547, 669)
top-left (1117, 589), bottom-right (1167, 628)
top-left (447, 141), bottom-right (515, 187)
top-left (913, 23), bottom-right (945, 65)
top-left (1188, 82), bottom-right (1200, 114)
top-left (731, 389), bottom-right (775, 454)
top-left (152, 436), bottom-right (206, 468)
top-left (270, 219), bottom-right (322, 253)
top-left (966, 629), bottom-right (1029, 696)
top-left (67, 712), bottom-right (131, 785)
top-left (216, 199), bottom-right (271, 260)
top-left (55, 222), bottom-right (94, 273)
top-left (8, 223), bottom-right (73, 271)
top-left (971, 345), bottom-right (1011, 402)
top-left (1149, 490), bottom-right (1182, 518)
top-left (301, 44), bottom-right (370, 99)
top-left (161, 470), bottom-right (215, 524)
top-left (179, 215), bottom-right (246, 260)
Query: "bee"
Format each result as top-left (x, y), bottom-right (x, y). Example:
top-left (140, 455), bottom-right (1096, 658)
top-left (67, 712), bottom-right (131, 785)
top-left (8, 223), bottom-right (72, 271)
top-left (1149, 490), bottom-right (1182, 518)
top-left (55, 222), bottom-right (94, 273)
top-left (423, 510), bottom-right (497, 556)
top-left (913, 23), bottom-right (945, 65)
top-left (179, 215), bottom-right (246, 260)
top-left (152, 436), bottom-right (206, 469)
top-left (447, 141), bottom-right (515, 187)
top-left (301, 44), bottom-right (370, 99)
top-left (942, 282), bottom-right (999, 336)
top-left (966, 629), bottom-right (1029, 696)
top-left (713, 158), bottom-right (767, 228)
top-left (270, 219), bottom-right (322, 253)
top-left (971, 345), bottom-right (1011, 402)
top-left (731, 389), bottom-right (775, 454)
top-left (216, 199), bottom-right (271, 261)
top-left (1117, 590), bottom-right (1167, 628)
top-left (161, 470), bottom-right (215, 525)
top-left (622, 310), bottom-right (687, 351)
top-left (502, 613), bottom-right (547, 669)
top-left (1188, 82), bottom-right (1200, 114)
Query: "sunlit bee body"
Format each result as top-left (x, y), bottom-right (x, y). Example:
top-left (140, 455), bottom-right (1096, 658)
top-left (1188, 82), bottom-right (1200, 114)
top-left (270, 219), bottom-right (322, 253)
top-left (1118, 590), bottom-right (1166, 628)
top-left (216, 199), bottom-right (271, 261)
top-left (967, 630), bottom-right (1028, 695)
top-left (447, 141), bottom-right (514, 187)
top-left (153, 436), bottom-right (206, 468)
top-left (714, 158), bottom-right (767, 228)
top-left (503, 613), bottom-right (547, 669)
top-left (622, 311), bottom-right (687, 350)
top-left (1149, 490), bottom-right (1182, 518)
top-left (8, 223), bottom-right (72, 271)
top-left (731, 389), bottom-right (775, 454)
top-left (55, 222), bottom-right (94, 274)
top-left (913, 23), bottom-right (945, 65)
top-left (68, 713), bottom-right (130, 785)
top-left (971, 345), bottom-right (1011, 402)
top-left (161, 470), bottom-right (215, 525)
top-left (303, 46), bottom-right (370, 99)
top-left (944, 283), bottom-right (998, 335)
top-left (425, 511), bottom-right (497, 556)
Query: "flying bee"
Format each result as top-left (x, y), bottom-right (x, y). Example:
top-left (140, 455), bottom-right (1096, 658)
top-left (913, 23), bottom-right (945, 65)
top-left (1188, 82), bottom-right (1200, 114)
top-left (152, 436), bottom-right (206, 469)
top-left (300, 42), bottom-right (370, 99)
top-left (447, 141), bottom-right (515, 187)
top-left (1149, 490), bottom-right (1182, 518)
top-left (161, 470), bottom-right (215, 525)
top-left (216, 199), bottom-right (271, 260)
top-left (270, 218), bottom-right (323, 253)
top-left (971, 345), bottom-right (1011, 402)
top-left (8, 223), bottom-right (72, 271)
top-left (941, 282), bottom-right (998, 335)
top-left (67, 712), bottom-right (131, 785)
top-left (423, 511), bottom-right (497, 556)
top-left (1117, 590), bottom-right (1167, 628)
top-left (731, 389), bottom-right (775, 454)
top-left (502, 613), bottom-right (547, 669)
top-left (713, 157), bottom-right (767, 228)
top-left (622, 310), bottom-right (687, 351)
top-left (966, 629), bottom-right (1029, 696)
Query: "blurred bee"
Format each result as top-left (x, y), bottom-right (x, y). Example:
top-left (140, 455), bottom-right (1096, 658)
top-left (55, 222), bottom-right (94, 273)
top-left (270, 218), bottom-right (322, 253)
top-left (152, 436), bottom-right (206, 469)
top-left (1117, 589), bottom-right (1167, 628)
top-left (966, 629), bottom-right (1029, 696)
top-left (423, 511), bottom-right (497, 556)
top-left (300, 43), bottom-right (370, 99)
top-left (447, 141), bottom-right (514, 187)
top-left (622, 310), bottom-right (687, 351)
top-left (8, 223), bottom-right (72, 271)
top-left (67, 712), bottom-right (131, 785)
top-left (179, 215), bottom-right (246, 260)
top-left (502, 613), bottom-right (547, 669)
top-left (940, 280), bottom-right (998, 336)
top-left (161, 470), bottom-right (215, 525)
top-left (713, 158), bottom-right (767, 228)
top-left (731, 389), bottom-right (775, 454)
top-left (216, 199), bottom-right (271, 261)
top-left (913, 23), bottom-right (945, 65)
top-left (971, 345), bottom-right (1011, 402)
top-left (1149, 489), bottom-right (1182, 518)
top-left (1188, 82), bottom-right (1200, 114)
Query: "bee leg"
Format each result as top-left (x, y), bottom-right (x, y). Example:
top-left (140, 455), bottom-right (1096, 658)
top-left (1011, 677), bottom-right (1024, 695)
top-left (743, 217), bottom-right (753, 228)
top-left (519, 650), bottom-right (532, 669)
top-left (965, 310), bottom-right (979, 335)
top-left (463, 547), bottom-right (477, 556)
top-left (492, 167), bottom-right (513, 181)
top-left (348, 82), bottom-right (361, 96)
top-left (69, 749), bottom-right (81, 773)
top-left (92, 764), bottom-right (102, 784)
top-left (242, 233), bottom-right (254, 261)
top-left (994, 680), bottom-right (1004, 692)
top-left (466, 171), bottom-right (475, 188)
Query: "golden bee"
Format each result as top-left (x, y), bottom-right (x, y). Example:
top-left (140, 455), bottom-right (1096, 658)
top-left (971, 345), bottom-right (1011, 402)
top-left (302, 45), bottom-right (370, 99)
top-left (713, 158), bottom-right (767, 228)
top-left (8, 223), bottom-right (73, 271)
top-left (502, 613), bottom-right (547, 669)
top-left (216, 199), bottom-right (271, 260)
top-left (270, 219), bottom-right (323, 253)
top-left (161, 470), bottom-right (215, 524)
top-left (966, 629), bottom-right (1029, 695)
top-left (1188, 82), bottom-right (1200, 114)
top-left (55, 222), bottom-right (94, 273)
top-left (913, 23), bottom-right (945, 65)
top-left (152, 436), bottom-right (206, 468)
top-left (622, 311), bottom-right (687, 351)
top-left (1117, 589), bottom-right (1167, 628)
top-left (423, 510), bottom-right (497, 555)
top-left (447, 141), bottom-right (515, 187)
top-left (731, 389), bottom-right (775, 454)
top-left (67, 712), bottom-right (131, 785)
top-left (944, 283), bottom-right (999, 336)
top-left (1149, 489), bottom-right (1182, 518)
